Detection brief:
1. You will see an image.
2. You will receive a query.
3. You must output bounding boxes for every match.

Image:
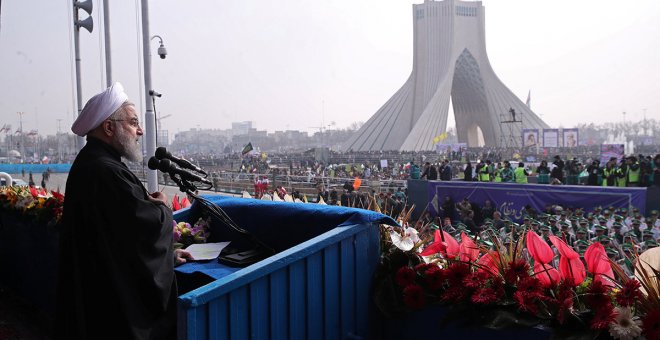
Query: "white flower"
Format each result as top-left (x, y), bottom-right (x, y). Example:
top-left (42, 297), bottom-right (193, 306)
top-left (390, 227), bottom-right (420, 251)
top-left (608, 307), bottom-right (642, 340)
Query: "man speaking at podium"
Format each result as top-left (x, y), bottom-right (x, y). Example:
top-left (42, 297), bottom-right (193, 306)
top-left (56, 82), bottom-right (191, 339)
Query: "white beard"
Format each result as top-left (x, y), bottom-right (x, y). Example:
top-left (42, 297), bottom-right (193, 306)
top-left (115, 125), bottom-right (142, 163)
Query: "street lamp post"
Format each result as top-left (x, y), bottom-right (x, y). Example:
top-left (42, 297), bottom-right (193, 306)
top-left (140, 0), bottom-right (168, 192)
top-left (17, 112), bottom-right (25, 163)
top-left (73, 0), bottom-right (93, 151)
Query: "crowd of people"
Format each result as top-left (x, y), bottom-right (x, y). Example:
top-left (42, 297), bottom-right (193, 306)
top-left (410, 153), bottom-right (660, 186)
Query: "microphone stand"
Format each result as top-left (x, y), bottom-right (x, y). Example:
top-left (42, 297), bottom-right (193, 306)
top-left (169, 173), bottom-right (275, 264)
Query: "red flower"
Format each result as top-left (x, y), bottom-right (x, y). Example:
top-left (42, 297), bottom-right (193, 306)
top-left (414, 263), bottom-right (435, 275)
top-left (403, 284), bottom-right (426, 309)
top-left (463, 271), bottom-right (489, 289)
top-left (517, 277), bottom-right (543, 296)
top-left (556, 297), bottom-right (574, 324)
top-left (490, 277), bottom-right (505, 296)
top-left (424, 266), bottom-right (445, 290)
top-left (445, 263), bottom-right (470, 286)
top-left (642, 309), bottom-right (660, 340)
top-left (395, 266), bottom-right (416, 287)
top-left (586, 280), bottom-right (611, 309)
top-left (472, 287), bottom-right (498, 305)
top-left (527, 231), bottom-right (554, 264)
top-left (590, 304), bottom-right (616, 330)
top-left (514, 290), bottom-right (539, 315)
top-left (504, 259), bottom-right (530, 284)
top-left (441, 286), bottom-right (467, 303)
top-left (615, 279), bottom-right (642, 307)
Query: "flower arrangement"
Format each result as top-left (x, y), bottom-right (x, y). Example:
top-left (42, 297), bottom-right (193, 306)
top-left (0, 185), bottom-right (64, 227)
top-left (173, 216), bottom-right (211, 248)
top-left (374, 211), bottom-right (660, 339)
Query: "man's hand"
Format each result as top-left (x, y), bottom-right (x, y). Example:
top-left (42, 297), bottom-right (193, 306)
top-left (174, 249), bottom-right (194, 266)
top-left (148, 191), bottom-right (168, 205)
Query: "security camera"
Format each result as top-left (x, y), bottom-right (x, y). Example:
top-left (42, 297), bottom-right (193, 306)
top-left (157, 44), bottom-right (167, 59)
top-left (149, 90), bottom-right (162, 97)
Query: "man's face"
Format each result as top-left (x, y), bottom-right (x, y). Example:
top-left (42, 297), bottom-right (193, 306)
top-left (112, 105), bottom-right (143, 162)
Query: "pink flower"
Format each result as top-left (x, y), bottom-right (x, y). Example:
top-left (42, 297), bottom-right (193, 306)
top-left (584, 242), bottom-right (615, 288)
top-left (550, 236), bottom-right (586, 286)
top-left (420, 229), bottom-right (459, 258)
top-left (477, 251), bottom-right (501, 277)
top-left (526, 231), bottom-right (554, 264)
top-left (459, 232), bottom-right (480, 262)
top-left (533, 262), bottom-right (560, 288)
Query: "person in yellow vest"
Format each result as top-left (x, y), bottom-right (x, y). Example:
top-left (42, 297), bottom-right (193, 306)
top-left (616, 159), bottom-right (627, 187)
top-left (626, 156), bottom-right (641, 187)
top-left (514, 162), bottom-right (529, 183)
top-left (478, 160), bottom-right (490, 182)
top-left (493, 162), bottom-right (503, 182)
top-left (602, 157), bottom-right (617, 187)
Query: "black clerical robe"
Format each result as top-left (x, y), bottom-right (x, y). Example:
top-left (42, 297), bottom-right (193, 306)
top-left (56, 137), bottom-right (176, 340)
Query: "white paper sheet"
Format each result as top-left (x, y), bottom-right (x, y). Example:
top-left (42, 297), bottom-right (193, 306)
top-left (184, 242), bottom-right (231, 261)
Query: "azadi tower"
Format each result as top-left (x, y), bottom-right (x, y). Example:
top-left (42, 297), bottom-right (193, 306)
top-left (342, 0), bottom-right (549, 151)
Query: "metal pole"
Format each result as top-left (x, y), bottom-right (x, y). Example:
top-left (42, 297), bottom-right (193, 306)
top-left (103, 0), bottom-right (112, 86)
top-left (18, 112), bottom-right (25, 163)
top-left (141, 0), bottom-right (158, 192)
top-left (73, 1), bottom-right (85, 151)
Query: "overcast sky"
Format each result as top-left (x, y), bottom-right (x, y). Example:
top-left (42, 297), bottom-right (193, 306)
top-left (1, 0), bottom-right (659, 138)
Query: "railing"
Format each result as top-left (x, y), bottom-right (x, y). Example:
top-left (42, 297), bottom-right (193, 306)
top-left (128, 165), bottom-right (407, 198)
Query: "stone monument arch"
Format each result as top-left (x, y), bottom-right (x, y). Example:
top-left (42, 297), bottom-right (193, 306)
top-left (342, 0), bottom-right (549, 152)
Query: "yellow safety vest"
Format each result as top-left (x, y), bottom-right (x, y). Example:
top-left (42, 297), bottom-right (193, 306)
top-left (514, 167), bottom-right (528, 183)
top-left (627, 164), bottom-right (640, 184)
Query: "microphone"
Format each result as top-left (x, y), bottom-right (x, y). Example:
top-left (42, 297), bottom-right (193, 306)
top-left (157, 158), bottom-right (213, 185)
top-left (155, 147), bottom-right (208, 176)
top-left (147, 156), bottom-right (161, 171)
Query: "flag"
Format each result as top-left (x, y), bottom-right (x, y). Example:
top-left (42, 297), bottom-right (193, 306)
top-left (181, 197), bottom-right (190, 208)
top-left (431, 193), bottom-right (439, 213)
top-left (172, 194), bottom-right (181, 211)
top-left (525, 90), bottom-right (531, 108)
top-left (241, 142), bottom-right (253, 155)
top-left (432, 132), bottom-right (448, 144)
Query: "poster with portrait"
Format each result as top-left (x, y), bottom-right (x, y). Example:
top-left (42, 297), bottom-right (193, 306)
top-left (522, 129), bottom-right (539, 148)
top-left (562, 128), bottom-right (579, 148)
top-left (599, 144), bottom-right (625, 165)
top-left (542, 129), bottom-right (559, 148)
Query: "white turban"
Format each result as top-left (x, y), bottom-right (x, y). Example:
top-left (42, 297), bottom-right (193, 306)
top-left (71, 82), bottom-right (129, 136)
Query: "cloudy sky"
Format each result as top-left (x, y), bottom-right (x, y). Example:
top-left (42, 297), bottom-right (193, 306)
top-left (1, 0), bottom-right (659, 138)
